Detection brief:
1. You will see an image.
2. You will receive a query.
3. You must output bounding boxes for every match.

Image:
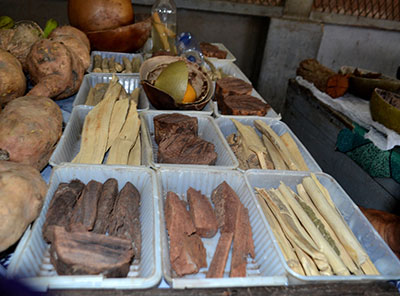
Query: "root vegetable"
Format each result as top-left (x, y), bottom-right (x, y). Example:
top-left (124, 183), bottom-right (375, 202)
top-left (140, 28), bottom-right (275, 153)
top-left (0, 160), bottom-right (47, 252)
top-left (0, 49), bottom-right (26, 107)
top-left (27, 26), bottom-right (89, 100)
top-left (0, 95), bottom-right (63, 171)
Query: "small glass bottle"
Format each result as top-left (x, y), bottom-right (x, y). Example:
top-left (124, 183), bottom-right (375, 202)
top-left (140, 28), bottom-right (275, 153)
top-left (151, 0), bottom-right (177, 55)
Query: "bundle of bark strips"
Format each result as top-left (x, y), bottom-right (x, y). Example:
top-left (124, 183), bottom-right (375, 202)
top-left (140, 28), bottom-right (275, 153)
top-left (227, 119), bottom-right (309, 171)
top-left (74, 75), bottom-right (141, 165)
top-left (42, 178), bottom-right (141, 277)
top-left (255, 173), bottom-right (379, 276)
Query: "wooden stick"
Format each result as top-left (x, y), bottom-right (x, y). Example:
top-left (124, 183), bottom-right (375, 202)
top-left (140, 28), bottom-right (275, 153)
top-left (278, 182), bottom-right (350, 275)
top-left (302, 176), bottom-right (368, 266)
top-left (254, 120), bottom-right (299, 171)
top-left (280, 132), bottom-right (309, 171)
top-left (297, 184), bottom-right (363, 275)
top-left (255, 190), bottom-right (305, 276)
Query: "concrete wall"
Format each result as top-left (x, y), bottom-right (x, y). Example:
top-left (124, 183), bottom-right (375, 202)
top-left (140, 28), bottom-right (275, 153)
top-left (257, 18), bottom-right (400, 114)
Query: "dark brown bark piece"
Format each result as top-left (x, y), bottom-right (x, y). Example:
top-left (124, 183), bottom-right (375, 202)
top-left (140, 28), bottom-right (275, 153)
top-left (92, 178), bottom-right (119, 234)
top-left (218, 94), bottom-right (270, 116)
top-left (108, 182), bottom-right (141, 259)
top-left (158, 133), bottom-right (217, 165)
top-left (215, 77), bottom-right (252, 102)
top-left (69, 180), bottom-right (103, 232)
top-left (211, 181), bottom-right (241, 233)
top-left (230, 205), bottom-right (255, 277)
top-left (171, 234), bottom-right (207, 277)
top-left (206, 232), bottom-right (234, 278)
top-left (187, 187), bottom-right (218, 238)
top-left (296, 58), bottom-right (349, 98)
top-left (153, 113), bottom-right (198, 144)
top-left (50, 226), bottom-right (134, 277)
top-left (43, 179), bottom-right (85, 243)
top-left (200, 42), bottom-right (227, 59)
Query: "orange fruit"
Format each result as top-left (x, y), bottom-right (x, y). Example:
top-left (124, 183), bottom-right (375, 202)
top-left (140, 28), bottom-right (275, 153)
top-left (182, 83), bottom-right (197, 103)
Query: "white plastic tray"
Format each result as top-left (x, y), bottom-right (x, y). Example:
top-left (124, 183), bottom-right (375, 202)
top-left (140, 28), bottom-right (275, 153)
top-left (49, 106), bottom-right (148, 167)
top-left (157, 167), bottom-right (287, 289)
top-left (73, 73), bottom-right (149, 111)
top-left (141, 111), bottom-right (239, 169)
top-left (206, 60), bottom-right (251, 84)
top-left (244, 170), bottom-right (400, 284)
top-left (203, 43), bottom-right (236, 64)
top-left (7, 164), bottom-right (162, 291)
top-left (88, 51), bottom-right (143, 74)
top-left (215, 116), bottom-right (322, 172)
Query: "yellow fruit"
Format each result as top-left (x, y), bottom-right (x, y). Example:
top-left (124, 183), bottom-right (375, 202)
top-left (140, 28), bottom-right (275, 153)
top-left (182, 83), bottom-right (196, 103)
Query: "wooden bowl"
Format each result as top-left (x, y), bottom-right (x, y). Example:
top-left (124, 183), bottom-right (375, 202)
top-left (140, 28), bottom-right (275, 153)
top-left (86, 17), bottom-right (151, 53)
top-left (370, 88), bottom-right (400, 133)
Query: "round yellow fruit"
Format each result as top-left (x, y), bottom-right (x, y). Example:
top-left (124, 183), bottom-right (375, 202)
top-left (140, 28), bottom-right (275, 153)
top-left (182, 83), bottom-right (196, 103)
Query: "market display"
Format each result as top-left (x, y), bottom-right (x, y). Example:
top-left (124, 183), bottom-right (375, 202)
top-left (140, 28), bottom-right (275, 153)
top-left (255, 173), bottom-right (379, 276)
top-left (43, 178), bottom-right (141, 277)
top-left (0, 95), bottom-right (63, 171)
top-left (165, 181), bottom-right (254, 278)
top-left (154, 113), bottom-right (218, 165)
top-left (0, 160), bottom-right (47, 252)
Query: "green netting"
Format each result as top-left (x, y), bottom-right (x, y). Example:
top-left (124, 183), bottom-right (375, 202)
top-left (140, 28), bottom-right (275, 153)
top-left (336, 123), bottom-right (400, 183)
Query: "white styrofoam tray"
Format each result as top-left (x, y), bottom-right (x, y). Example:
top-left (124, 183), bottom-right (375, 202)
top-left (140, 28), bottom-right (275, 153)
top-left (73, 73), bottom-right (149, 111)
top-left (49, 106), bottom-right (148, 167)
top-left (141, 111), bottom-right (239, 169)
top-left (203, 43), bottom-right (236, 64)
top-left (206, 60), bottom-right (251, 84)
top-left (215, 116), bottom-right (322, 172)
top-left (7, 164), bottom-right (162, 291)
top-left (88, 51), bottom-right (143, 74)
top-left (212, 88), bottom-right (280, 119)
top-left (244, 170), bottom-right (400, 284)
top-left (157, 167), bottom-right (287, 289)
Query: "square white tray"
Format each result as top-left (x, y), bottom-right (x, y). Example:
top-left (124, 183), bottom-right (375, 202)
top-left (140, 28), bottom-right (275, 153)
top-left (141, 111), bottom-right (239, 169)
top-left (7, 164), bottom-right (162, 291)
top-left (157, 167), bottom-right (287, 289)
top-left (245, 170), bottom-right (400, 284)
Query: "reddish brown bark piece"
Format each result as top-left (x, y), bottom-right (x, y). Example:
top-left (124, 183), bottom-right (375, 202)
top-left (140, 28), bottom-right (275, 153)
top-left (230, 205), bottom-right (255, 277)
top-left (50, 226), bottom-right (134, 277)
top-left (206, 232), bottom-right (234, 278)
top-left (200, 42), bottom-right (227, 59)
top-left (108, 182), bottom-right (141, 259)
top-left (165, 191), bottom-right (207, 276)
top-left (92, 178), bottom-right (119, 234)
top-left (171, 234), bottom-right (207, 277)
top-left (43, 179), bottom-right (85, 243)
top-left (211, 181), bottom-right (241, 233)
top-left (187, 187), bottom-right (218, 238)
top-left (215, 77), bottom-right (252, 102)
top-left (158, 133), bottom-right (218, 165)
top-left (296, 58), bottom-right (349, 98)
top-left (69, 180), bottom-right (103, 232)
top-left (218, 94), bottom-right (270, 116)
top-left (153, 113), bottom-right (198, 144)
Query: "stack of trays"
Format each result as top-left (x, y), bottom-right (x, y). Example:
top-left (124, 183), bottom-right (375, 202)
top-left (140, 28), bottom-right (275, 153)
top-left (6, 46), bottom-right (400, 292)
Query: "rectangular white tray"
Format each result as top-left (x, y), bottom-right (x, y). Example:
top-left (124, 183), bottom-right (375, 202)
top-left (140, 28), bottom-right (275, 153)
top-left (244, 170), bottom-right (400, 284)
top-left (203, 43), bottom-right (236, 64)
top-left (88, 51), bottom-right (143, 74)
top-left (7, 164), bottom-right (162, 291)
top-left (157, 167), bottom-right (287, 289)
top-left (141, 111), bottom-right (239, 169)
top-left (215, 116), bottom-right (322, 172)
top-left (207, 60), bottom-right (251, 84)
top-left (49, 106), bottom-right (148, 167)
top-left (73, 73), bottom-right (149, 111)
